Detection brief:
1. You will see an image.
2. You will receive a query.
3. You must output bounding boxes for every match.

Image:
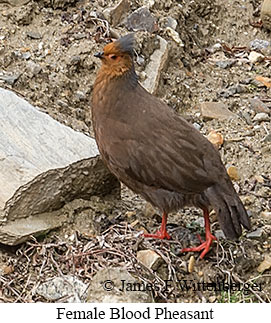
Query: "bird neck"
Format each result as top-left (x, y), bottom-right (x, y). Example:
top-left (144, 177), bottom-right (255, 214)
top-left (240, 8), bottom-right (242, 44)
top-left (94, 63), bottom-right (138, 90)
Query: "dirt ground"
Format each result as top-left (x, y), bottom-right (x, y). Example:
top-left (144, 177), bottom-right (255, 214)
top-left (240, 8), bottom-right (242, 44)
top-left (0, 0), bottom-right (271, 303)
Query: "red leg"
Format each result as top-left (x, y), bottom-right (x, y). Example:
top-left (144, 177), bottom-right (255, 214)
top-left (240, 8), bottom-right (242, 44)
top-left (181, 208), bottom-right (217, 259)
top-left (143, 212), bottom-right (171, 240)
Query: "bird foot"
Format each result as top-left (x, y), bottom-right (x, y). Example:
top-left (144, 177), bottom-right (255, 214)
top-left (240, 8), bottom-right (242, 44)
top-left (181, 233), bottom-right (217, 259)
top-left (144, 229), bottom-right (171, 240)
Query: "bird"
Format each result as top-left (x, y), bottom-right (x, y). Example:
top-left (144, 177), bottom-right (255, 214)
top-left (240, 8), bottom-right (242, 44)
top-left (91, 34), bottom-right (251, 259)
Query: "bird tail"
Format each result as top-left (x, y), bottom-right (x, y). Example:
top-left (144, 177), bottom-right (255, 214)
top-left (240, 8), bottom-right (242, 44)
top-left (205, 183), bottom-right (251, 240)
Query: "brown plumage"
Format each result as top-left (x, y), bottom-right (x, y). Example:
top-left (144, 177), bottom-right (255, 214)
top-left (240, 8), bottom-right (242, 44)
top-left (92, 34), bottom-right (251, 258)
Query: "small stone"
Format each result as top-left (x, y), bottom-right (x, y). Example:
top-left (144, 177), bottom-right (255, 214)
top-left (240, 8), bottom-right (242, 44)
top-left (36, 275), bottom-right (87, 302)
top-left (248, 51), bottom-right (265, 64)
top-left (249, 98), bottom-right (270, 114)
top-left (257, 255), bottom-right (271, 273)
top-left (126, 6), bottom-right (157, 33)
top-left (194, 217), bottom-right (204, 228)
top-left (253, 112), bottom-right (269, 122)
top-left (103, 0), bottom-right (130, 26)
top-left (137, 249), bottom-right (163, 270)
top-left (0, 73), bottom-right (21, 86)
top-left (165, 27), bottom-right (183, 46)
top-left (207, 130), bottom-right (224, 148)
top-left (215, 60), bottom-right (235, 69)
top-left (247, 228), bottom-right (263, 239)
top-left (260, 211), bottom-right (271, 219)
top-left (261, 0), bottom-right (271, 30)
top-left (27, 31), bottom-right (42, 39)
top-left (249, 39), bottom-right (270, 50)
top-left (227, 166), bottom-right (240, 181)
top-left (209, 296), bottom-right (217, 303)
top-left (263, 133), bottom-right (271, 142)
top-left (198, 102), bottom-right (236, 120)
top-left (188, 256), bottom-right (195, 273)
top-left (165, 16), bottom-right (178, 30)
top-left (215, 230), bottom-right (226, 239)
top-left (255, 175), bottom-right (265, 183)
top-left (27, 61), bottom-right (42, 76)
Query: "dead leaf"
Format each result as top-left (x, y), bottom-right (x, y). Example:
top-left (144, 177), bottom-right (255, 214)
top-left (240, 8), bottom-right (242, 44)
top-left (255, 75), bottom-right (271, 88)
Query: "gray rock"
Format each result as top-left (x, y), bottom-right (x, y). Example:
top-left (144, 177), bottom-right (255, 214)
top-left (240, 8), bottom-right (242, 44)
top-left (198, 102), bottom-right (236, 120)
top-left (27, 31), bottom-right (42, 39)
top-left (214, 230), bottom-right (226, 240)
top-left (0, 73), bottom-right (21, 86)
top-left (36, 275), bottom-right (88, 302)
top-left (126, 6), bottom-right (157, 33)
top-left (253, 112), bottom-right (270, 122)
top-left (87, 267), bottom-right (152, 303)
top-left (0, 88), bottom-right (120, 245)
top-left (248, 51), bottom-right (264, 64)
top-left (141, 36), bottom-right (168, 94)
top-left (247, 228), bottom-right (264, 239)
top-left (103, 0), bottom-right (130, 26)
top-left (249, 98), bottom-right (270, 114)
top-left (27, 61), bottom-right (42, 76)
top-left (216, 59), bottom-right (236, 69)
top-left (249, 39), bottom-right (270, 50)
top-left (166, 16), bottom-right (178, 30)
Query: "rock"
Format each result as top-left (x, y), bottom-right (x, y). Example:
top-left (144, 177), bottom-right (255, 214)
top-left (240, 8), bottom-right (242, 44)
top-left (14, 2), bottom-right (34, 25)
top-left (263, 133), bottom-right (271, 142)
top-left (261, 0), bottom-right (271, 30)
top-left (103, 0), bottom-right (130, 26)
top-left (0, 0), bottom-right (30, 5)
top-left (137, 250), bottom-right (163, 270)
top-left (86, 267), bottom-right (152, 303)
top-left (165, 16), bottom-right (178, 30)
top-left (253, 112), bottom-right (270, 122)
top-left (36, 275), bottom-right (88, 302)
top-left (255, 75), bottom-right (271, 88)
top-left (247, 228), bottom-right (264, 239)
top-left (249, 98), bottom-right (270, 114)
top-left (260, 211), bottom-right (271, 219)
top-left (257, 255), bottom-right (271, 273)
top-left (26, 61), bottom-right (42, 76)
top-left (141, 36), bottom-right (168, 94)
top-left (0, 88), bottom-right (120, 245)
top-left (215, 230), bottom-right (226, 239)
top-left (207, 130), bottom-right (223, 148)
top-left (249, 39), bottom-right (270, 50)
top-left (198, 102), bottom-right (236, 120)
top-left (165, 27), bottom-right (184, 46)
top-left (188, 256), bottom-right (195, 273)
top-left (215, 60), bottom-right (236, 69)
top-left (227, 166), bottom-right (240, 181)
top-left (248, 51), bottom-right (264, 64)
top-left (26, 31), bottom-right (42, 39)
top-left (0, 73), bottom-right (21, 86)
top-left (219, 84), bottom-right (245, 98)
top-left (126, 6), bottom-right (157, 33)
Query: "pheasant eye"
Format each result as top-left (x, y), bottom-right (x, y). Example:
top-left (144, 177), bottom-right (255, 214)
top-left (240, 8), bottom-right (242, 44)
top-left (109, 54), bottom-right (117, 60)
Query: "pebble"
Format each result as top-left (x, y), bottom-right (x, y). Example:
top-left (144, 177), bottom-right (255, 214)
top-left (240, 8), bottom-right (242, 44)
top-left (248, 51), bottom-right (264, 64)
top-left (165, 27), bottom-right (183, 45)
top-left (27, 31), bottom-right (42, 39)
top-left (0, 73), bottom-right (21, 85)
top-left (261, 0), bottom-right (271, 30)
top-left (227, 166), bottom-right (240, 181)
top-left (166, 16), bottom-right (178, 30)
top-left (207, 130), bottom-right (224, 148)
top-left (199, 101), bottom-right (236, 120)
top-left (214, 230), bottom-right (226, 239)
top-left (188, 256), bottom-right (195, 273)
top-left (249, 39), bottom-right (270, 50)
top-left (27, 61), bottom-right (42, 75)
top-left (260, 211), bottom-right (271, 219)
top-left (257, 255), bottom-right (271, 273)
top-left (137, 249), bottom-right (163, 270)
top-left (253, 112), bottom-right (269, 122)
top-left (247, 228), bottom-right (264, 239)
top-left (215, 59), bottom-right (235, 69)
top-left (126, 6), bottom-right (157, 33)
top-left (249, 98), bottom-right (270, 114)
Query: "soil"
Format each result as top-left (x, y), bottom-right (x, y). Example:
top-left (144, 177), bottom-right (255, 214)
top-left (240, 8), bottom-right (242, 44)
top-left (0, 0), bottom-right (271, 303)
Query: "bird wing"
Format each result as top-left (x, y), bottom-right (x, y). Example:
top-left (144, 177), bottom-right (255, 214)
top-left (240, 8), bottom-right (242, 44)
top-left (102, 90), bottom-right (225, 195)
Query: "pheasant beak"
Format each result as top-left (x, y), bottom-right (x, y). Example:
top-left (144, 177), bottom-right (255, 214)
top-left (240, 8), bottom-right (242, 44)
top-left (94, 51), bottom-right (104, 59)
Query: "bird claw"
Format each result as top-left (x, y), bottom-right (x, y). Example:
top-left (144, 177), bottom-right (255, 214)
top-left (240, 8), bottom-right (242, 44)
top-left (144, 229), bottom-right (171, 240)
top-left (181, 233), bottom-right (217, 259)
